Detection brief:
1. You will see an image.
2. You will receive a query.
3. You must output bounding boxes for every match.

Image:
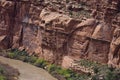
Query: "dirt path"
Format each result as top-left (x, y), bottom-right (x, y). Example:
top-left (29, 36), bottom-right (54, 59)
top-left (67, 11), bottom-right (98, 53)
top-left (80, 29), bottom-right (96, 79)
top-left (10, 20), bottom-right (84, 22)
top-left (0, 56), bottom-right (57, 80)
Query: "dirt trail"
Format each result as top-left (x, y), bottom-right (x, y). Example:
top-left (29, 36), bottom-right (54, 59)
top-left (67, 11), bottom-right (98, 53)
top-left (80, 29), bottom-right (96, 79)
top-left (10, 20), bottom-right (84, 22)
top-left (0, 56), bottom-right (57, 80)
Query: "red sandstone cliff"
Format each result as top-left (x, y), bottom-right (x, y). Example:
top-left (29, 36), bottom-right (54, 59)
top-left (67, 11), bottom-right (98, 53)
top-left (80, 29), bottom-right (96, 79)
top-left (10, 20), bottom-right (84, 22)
top-left (0, 0), bottom-right (120, 68)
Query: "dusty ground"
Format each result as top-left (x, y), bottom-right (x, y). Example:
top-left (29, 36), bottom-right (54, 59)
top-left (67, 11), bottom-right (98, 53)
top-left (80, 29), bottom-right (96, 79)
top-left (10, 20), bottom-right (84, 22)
top-left (0, 62), bottom-right (19, 80)
top-left (0, 56), bottom-right (57, 80)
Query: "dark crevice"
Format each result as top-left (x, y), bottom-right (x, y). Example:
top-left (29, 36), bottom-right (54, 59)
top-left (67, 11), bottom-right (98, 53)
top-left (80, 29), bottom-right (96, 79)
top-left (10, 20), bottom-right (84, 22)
top-left (7, 1), bottom-right (18, 48)
top-left (113, 45), bottom-right (120, 58)
top-left (19, 26), bottom-right (23, 46)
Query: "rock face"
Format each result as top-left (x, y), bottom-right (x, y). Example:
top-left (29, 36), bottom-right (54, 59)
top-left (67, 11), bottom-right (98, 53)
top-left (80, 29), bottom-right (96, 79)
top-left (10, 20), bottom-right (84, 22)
top-left (0, 0), bottom-right (120, 68)
top-left (108, 28), bottom-right (120, 68)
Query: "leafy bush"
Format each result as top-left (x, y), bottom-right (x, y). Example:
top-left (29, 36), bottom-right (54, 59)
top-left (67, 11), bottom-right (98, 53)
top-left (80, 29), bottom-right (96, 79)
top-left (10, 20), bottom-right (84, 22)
top-left (6, 49), bottom-right (91, 80)
top-left (57, 69), bottom-right (72, 78)
top-left (25, 56), bottom-right (38, 64)
top-left (34, 59), bottom-right (48, 68)
top-left (7, 49), bottom-right (120, 80)
top-left (46, 64), bottom-right (89, 80)
top-left (77, 59), bottom-right (120, 80)
top-left (10, 49), bottom-right (28, 56)
top-left (7, 49), bottom-right (30, 62)
top-left (104, 69), bottom-right (120, 80)
top-left (0, 67), bottom-right (4, 74)
top-left (93, 66), bottom-right (99, 74)
top-left (78, 59), bottom-right (99, 68)
top-left (92, 74), bottom-right (99, 80)
top-left (91, 64), bottom-right (120, 80)
top-left (8, 52), bottom-right (17, 59)
top-left (17, 56), bottom-right (26, 62)
top-left (0, 75), bottom-right (6, 80)
top-left (47, 64), bottom-right (58, 73)
top-left (0, 67), bottom-right (6, 80)
top-left (66, 73), bottom-right (89, 80)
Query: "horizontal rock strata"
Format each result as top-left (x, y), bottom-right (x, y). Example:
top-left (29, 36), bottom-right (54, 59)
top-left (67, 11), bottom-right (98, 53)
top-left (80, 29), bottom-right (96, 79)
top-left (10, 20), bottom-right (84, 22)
top-left (0, 0), bottom-right (120, 68)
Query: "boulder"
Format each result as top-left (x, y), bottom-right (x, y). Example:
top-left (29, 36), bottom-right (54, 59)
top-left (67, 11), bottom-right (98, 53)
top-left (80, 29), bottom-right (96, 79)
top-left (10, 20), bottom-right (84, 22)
top-left (108, 28), bottom-right (120, 68)
top-left (92, 23), bottom-right (112, 42)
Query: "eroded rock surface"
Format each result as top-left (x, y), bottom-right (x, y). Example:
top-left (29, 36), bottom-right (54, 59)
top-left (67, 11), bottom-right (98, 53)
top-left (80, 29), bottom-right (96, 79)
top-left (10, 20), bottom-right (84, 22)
top-left (0, 0), bottom-right (120, 68)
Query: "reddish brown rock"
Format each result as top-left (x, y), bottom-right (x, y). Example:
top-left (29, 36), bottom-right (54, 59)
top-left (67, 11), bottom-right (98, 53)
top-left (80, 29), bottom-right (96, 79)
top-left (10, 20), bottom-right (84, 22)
top-left (62, 56), bottom-right (74, 68)
top-left (0, 0), bottom-right (120, 68)
top-left (108, 28), bottom-right (120, 68)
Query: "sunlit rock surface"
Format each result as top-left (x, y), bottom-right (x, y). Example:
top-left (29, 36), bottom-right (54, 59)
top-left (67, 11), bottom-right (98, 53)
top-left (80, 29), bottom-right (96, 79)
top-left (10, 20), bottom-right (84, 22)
top-left (0, 0), bottom-right (120, 68)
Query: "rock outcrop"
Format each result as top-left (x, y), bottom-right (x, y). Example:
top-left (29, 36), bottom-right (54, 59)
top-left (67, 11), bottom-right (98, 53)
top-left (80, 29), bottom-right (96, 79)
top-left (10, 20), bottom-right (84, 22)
top-left (0, 0), bottom-right (120, 68)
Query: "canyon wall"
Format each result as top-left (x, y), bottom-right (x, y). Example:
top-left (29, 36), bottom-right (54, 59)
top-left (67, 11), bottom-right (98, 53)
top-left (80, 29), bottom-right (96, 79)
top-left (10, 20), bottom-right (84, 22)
top-left (0, 0), bottom-right (120, 68)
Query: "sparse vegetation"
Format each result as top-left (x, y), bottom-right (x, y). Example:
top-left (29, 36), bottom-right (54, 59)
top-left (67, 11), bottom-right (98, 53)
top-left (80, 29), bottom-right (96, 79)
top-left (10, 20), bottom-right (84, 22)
top-left (0, 75), bottom-right (6, 80)
top-left (34, 58), bottom-right (48, 68)
top-left (78, 59), bottom-right (100, 68)
top-left (1, 49), bottom-right (91, 80)
top-left (1, 49), bottom-right (120, 80)
top-left (77, 59), bottom-right (120, 80)
top-left (0, 67), bottom-right (6, 80)
top-left (46, 64), bottom-right (89, 80)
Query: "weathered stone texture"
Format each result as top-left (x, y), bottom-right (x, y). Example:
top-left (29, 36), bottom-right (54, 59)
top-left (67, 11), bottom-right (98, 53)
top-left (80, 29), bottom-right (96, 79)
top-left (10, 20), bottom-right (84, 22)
top-left (0, 0), bottom-right (120, 68)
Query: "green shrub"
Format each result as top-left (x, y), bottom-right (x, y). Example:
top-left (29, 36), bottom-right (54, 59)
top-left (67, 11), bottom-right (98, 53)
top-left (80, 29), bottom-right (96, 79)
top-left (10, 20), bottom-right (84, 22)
top-left (0, 67), bottom-right (6, 80)
top-left (0, 75), bottom-right (6, 80)
top-left (0, 67), bottom-right (4, 74)
top-left (92, 75), bottom-right (99, 80)
top-left (8, 49), bottom-right (118, 80)
top-left (91, 64), bottom-right (120, 80)
top-left (78, 59), bottom-right (99, 68)
top-left (46, 64), bottom-right (79, 80)
top-left (57, 69), bottom-right (72, 78)
top-left (46, 64), bottom-right (90, 80)
top-left (20, 51), bottom-right (28, 56)
top-left (10, 49), bottom-right (28, 56)
top-left (8, 52), bottom-right (17, 59)
top-left (34, 59), bottom-right (48, 68)
top-left (66, 73), bottom-right (89, 80)
top-left (47, 64), bottom-right (58, 73)
top-left (104, 69), bottom-right (120, 80)
top-left (93, 66), bottom-right (99, 74)
top-left (17, 56), bottom-right (26, 62)
top-left (25, 56), bottom-right (38, 64)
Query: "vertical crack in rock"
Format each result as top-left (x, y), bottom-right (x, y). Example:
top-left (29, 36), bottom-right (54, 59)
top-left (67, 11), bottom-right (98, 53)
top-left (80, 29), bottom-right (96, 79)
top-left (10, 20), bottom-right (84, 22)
top-left (0, 0), bottom-right (120, 68)
top-left (7, 1), bottom-right (18, 48)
